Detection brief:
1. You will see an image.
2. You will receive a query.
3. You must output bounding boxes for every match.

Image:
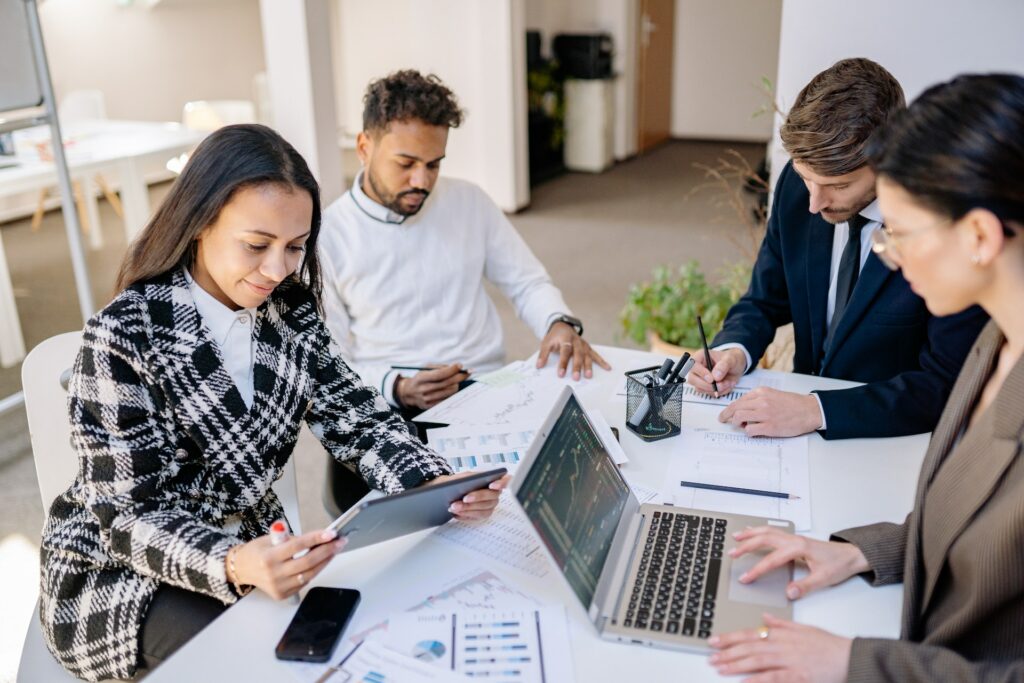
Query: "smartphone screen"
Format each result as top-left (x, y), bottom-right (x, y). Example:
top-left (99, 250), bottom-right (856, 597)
top-left (274, 587), bottom-right (361, 662)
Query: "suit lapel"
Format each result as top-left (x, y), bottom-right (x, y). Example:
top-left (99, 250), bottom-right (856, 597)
top-left (899, 322), bottom-right (1001, 638)
top-left (805, 215), bottom-right (833, 369)
top-left (821, 254), bottom-right (893, 372)
top-left (146, 270), bottom-right (250, 445)
top-left (915, 324), bottom-right (1020, 619)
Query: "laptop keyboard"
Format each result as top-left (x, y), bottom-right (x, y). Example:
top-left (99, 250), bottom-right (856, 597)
top-left (622, 511), bottom-right (726, 639)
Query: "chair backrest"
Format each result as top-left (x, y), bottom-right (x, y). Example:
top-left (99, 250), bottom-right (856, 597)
top-left (22, 332), bottom-right (81, 509)
top-left (21, 332), bottom-right (300, 530)
top-left (58, 89), bottom-right (107, 125)
top-left (182, 99), bottom-right (257, 132)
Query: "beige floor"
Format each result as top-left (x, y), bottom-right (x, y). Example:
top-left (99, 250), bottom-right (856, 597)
top-left (0, 139), bottom-right (763, 676)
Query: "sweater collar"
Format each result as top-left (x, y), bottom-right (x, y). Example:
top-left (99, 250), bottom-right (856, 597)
top-left (350, 170), bottom-right (408, 225)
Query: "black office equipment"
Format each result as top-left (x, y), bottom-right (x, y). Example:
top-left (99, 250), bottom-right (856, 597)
top-left (553, 33), bottom-right (613, 79)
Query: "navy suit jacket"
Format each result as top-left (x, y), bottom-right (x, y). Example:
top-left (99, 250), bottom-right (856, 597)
top-left (712, 161), bottom-right (988, 439)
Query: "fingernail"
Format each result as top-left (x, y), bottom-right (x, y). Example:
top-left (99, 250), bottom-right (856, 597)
top-left (335, 538), bottom-right (347, 551)
top-left (320, 529), bottom-right (337, 542)
top-left (708, 653), bottom-right (719, 663)
top-left (708, 636), bottom-right (720, 646)
top-left (463, 495), bottom-right (475, 503)
top-left (728, 548), bottom-right (738, 557)
top-left (787, 586), bottom-right (800, 599)
top-left (739, 572), bottom-right (750, 583)
top-left (732, 531), bottom-right (742, 538)
top-left (449, 503), bottom-right (462, 513)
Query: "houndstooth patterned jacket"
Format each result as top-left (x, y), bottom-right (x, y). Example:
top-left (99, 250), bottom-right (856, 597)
top-left (39, 269), bottom-right (451, 681)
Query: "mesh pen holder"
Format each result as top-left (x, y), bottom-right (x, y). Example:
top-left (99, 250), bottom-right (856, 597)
top-left (625, 366), bottom-right (684, 441)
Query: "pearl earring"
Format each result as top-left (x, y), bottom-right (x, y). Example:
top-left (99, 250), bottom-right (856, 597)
top-left (971, 253), bottom-right (982, 265)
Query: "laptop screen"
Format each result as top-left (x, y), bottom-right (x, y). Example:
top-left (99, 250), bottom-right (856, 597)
top-left (515, 394), bottom-right (632, 608)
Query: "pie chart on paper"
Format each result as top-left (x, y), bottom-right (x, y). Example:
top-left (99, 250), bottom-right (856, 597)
top-left (412, 639), bottom-right (446, 661)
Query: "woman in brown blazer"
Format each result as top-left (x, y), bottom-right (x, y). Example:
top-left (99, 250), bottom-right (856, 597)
top-left (707, 74), bottom-right (1024, 681)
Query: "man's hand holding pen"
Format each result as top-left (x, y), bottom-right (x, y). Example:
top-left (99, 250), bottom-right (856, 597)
top-left (687, 347), bottom-right (746, 397)
top-left (395, 364), bottom-right (472, 410)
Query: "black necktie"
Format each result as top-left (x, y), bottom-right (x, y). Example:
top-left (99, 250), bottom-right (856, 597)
top-left (826, 213), bottom-right (869, 348)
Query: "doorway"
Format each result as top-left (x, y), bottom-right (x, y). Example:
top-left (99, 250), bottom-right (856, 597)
top-left (636, 0), bottom-right (675, 153)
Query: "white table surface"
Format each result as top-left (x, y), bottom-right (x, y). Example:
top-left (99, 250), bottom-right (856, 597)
top-left (0, 119), bottom-right (203, 241)
top-left (150, 345), bottom-right (929, 682)
top-left (0, 119), bottom-right (204, 368)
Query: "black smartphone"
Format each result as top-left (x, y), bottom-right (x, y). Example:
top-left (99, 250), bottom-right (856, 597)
top-left (274, 587), bottom-right (360, 663)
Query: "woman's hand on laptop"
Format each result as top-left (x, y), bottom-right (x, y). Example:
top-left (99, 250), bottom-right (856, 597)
top-left (729, 526), bottom-right (870, 600)
top-left (424, 471), bottom-right (512, 521)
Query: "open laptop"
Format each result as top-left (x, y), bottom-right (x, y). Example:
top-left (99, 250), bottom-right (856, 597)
top-left (508, 386), bottom-right (793, 652)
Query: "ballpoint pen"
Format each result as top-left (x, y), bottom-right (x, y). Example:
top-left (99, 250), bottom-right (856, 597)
top-left (696, 315), bottom-right (719, 395)
top-left (679, 481), bottom-right (800, 500)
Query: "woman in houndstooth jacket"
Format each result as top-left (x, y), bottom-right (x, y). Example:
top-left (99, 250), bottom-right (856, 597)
top-left (38, 124), bottom-right (507, 681)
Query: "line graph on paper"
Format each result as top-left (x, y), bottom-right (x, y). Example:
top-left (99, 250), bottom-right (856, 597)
top-left (664, 428), bottom-right (812, 530)
top-left (679, 375), bottom-right (784, 407)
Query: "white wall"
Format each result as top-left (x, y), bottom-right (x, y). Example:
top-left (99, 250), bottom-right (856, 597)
top-left (771, 0), bottom-right (1024, 186)
top-left (38, 0), bottom-right (265, 123)
top-left (334, 0), bottom-right (528, 212)
top-left (671, 0), bottom-right (781, 141)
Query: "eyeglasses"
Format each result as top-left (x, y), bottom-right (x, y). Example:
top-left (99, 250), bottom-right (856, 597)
top-left (870, 220), bottom-right (950, 271)
top-left (872, 216), bottom-right (1019, 270)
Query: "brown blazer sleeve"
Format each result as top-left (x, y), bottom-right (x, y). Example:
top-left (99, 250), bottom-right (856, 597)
top-left (849, 638), bottom-right (1024, 683)
top-left (830, 518), bottom-right (909, 586)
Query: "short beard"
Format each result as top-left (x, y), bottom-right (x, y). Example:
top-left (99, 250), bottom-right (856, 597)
top-left (819, 194), bottom-right (875, 225)
top-left (365, 165), bottom-right (429, 217)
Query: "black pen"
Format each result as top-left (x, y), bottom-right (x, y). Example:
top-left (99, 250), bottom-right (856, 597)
top-left (680, 480), bottom-right (800, 500)
top-left (666, 352), bottom-right (691, 383)
top-left (391, 365), bottom-right (471, 376)
top-left (696, 315), bottom-right (719, 395)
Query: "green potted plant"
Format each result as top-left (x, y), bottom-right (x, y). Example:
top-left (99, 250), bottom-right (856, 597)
top-left (620, 261), bottom-right (750, 354)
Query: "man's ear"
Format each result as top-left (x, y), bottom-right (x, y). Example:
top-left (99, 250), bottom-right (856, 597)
top-left (355, 130), bottom-right (373, 166)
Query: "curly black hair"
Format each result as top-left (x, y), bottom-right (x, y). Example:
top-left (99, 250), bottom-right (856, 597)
top-left (362, 70), bottom-right (465, 134)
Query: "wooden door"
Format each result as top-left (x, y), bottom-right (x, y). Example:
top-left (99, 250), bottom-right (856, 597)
top-left (636, 0), bottom-right (675, 153)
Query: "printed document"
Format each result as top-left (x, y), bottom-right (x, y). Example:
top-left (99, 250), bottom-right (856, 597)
top-left (661, 428), bottom-right (812, 530)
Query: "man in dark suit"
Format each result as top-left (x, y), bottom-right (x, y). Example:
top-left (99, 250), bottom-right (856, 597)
top-left (688, 58), bottom-right (987, 439)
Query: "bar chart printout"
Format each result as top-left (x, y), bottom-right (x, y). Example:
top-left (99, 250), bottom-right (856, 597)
top-left (383, 607), bottom-right (573, 683)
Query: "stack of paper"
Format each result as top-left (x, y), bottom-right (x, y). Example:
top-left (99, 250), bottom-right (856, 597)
top-left (661, 428), bottom-right (812, 530)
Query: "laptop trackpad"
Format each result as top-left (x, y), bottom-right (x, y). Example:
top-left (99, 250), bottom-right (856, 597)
top-left (727, 553), bottom-right (789, 608)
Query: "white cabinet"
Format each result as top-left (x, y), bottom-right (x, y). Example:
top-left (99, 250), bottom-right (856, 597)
top-left (564, 78), bottom-right (615, 173)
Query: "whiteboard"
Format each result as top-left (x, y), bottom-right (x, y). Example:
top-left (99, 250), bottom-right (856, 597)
top-left (0, 0), bottom-right (43, 112)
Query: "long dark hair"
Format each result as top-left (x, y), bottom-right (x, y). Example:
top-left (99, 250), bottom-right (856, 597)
top-left (115, 124), bottom-right (323, 302)
top-left (868, 73), bottom-right (1024, 230)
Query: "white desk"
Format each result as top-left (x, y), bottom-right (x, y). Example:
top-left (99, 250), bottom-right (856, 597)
top-left (0, 119), bottom-right (204, 367)
top-left (150, 345), bottom-right (929, 682)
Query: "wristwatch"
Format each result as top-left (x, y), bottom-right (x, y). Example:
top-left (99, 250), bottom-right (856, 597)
top-left (549, 314), bottom-right (584, 337)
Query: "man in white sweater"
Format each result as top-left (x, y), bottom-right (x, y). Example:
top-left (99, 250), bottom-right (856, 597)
top-left (319, 70), bottom-right (608, 418)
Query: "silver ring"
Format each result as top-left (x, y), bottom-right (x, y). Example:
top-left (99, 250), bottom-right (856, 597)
top-left (757, 625), bottom-right (769, 640)
top-left (297, 572), bottom-right (305, 587)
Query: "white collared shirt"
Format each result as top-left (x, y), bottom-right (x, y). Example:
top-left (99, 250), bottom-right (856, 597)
top-left (185, 269), bottom-right (258, 408)
top-left (319, 172), bottom-right (572, 407)
top-left (716, 200), bottom-right (884, 429)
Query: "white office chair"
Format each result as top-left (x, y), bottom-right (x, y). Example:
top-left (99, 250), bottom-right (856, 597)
top-left (17, 332), bottom-right (301, 681)
top-left (182, 99), bottom-right (257, 132)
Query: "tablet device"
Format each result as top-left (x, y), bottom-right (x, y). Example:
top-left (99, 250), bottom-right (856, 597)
top-left (326, 467), bottom-right (507, 552)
